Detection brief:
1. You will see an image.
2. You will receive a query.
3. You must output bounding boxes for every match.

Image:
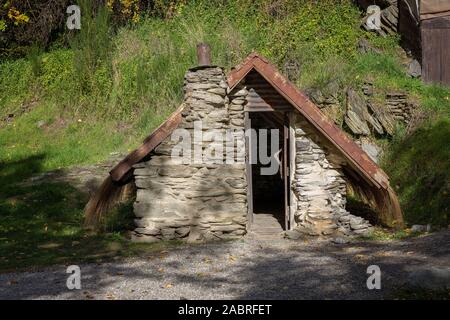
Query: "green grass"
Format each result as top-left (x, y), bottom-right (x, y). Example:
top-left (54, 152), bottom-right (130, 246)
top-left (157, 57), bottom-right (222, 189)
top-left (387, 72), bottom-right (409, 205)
top-left (382, 119), bottom-right (450, 227)
top-left (0, 101), bottom-right (128, 176)
top-left (359, 228), bottom-right (424, 241)
top-left (0, 157), bottom-right (185, 272)
top-left (390, 287), bottom-right (450, 300)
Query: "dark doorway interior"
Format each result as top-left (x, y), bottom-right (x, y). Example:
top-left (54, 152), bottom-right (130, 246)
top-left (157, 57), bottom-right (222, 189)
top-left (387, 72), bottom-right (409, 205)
top-left (249, 112), bottom-right (286, 230)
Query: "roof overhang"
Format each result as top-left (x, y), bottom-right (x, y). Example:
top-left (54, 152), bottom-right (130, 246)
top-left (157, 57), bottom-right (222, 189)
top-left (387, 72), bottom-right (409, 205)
top-left (228, 53), bottom-right (390, 190)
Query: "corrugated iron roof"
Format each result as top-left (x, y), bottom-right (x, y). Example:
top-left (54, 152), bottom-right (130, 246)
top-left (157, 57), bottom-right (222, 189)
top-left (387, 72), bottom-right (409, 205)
top-left (110, 104), bottom-right (184, 182)
top-left (228, 53), bottom-right (391, 190)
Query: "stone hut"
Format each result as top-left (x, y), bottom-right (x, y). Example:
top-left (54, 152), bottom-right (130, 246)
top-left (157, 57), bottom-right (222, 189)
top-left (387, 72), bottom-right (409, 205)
top-left (103, 46), bottom-right (403, 242)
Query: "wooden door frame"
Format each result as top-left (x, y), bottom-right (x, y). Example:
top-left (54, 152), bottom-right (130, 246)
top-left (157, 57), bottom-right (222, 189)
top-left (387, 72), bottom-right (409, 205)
top-left (244, 111), bottom-right (254, 230)
top-left (244, 110), bottom-right (291, 231)
top-left (288, 111), bottom-right (296, 231)
top-left (283, 112), bottom-right (290, 231)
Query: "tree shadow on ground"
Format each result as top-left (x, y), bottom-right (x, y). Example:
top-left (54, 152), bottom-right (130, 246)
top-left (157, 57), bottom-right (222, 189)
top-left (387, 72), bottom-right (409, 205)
top-left (0, 154), bottom-right (142, 273)
top-left (1, 230), bottom-right (448, 300)
top-left (0, 154), bottom-right (46, 186)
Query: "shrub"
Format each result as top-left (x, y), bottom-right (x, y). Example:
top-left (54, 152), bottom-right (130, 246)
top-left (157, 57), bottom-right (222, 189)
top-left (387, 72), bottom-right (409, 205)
top-left (70, 0), bottom-right (113, 95)
top-left (382, 119), bottom-right (450, 227)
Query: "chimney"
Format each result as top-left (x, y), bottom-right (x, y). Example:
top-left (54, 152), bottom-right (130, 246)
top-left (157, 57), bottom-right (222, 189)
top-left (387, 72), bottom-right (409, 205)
top-left (196, 43), bottom-right (211, 66)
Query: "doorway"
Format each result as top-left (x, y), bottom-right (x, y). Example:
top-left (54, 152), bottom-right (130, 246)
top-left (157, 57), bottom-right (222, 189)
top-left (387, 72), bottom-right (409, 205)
top-left (245, 111), bottom-right (290, 233)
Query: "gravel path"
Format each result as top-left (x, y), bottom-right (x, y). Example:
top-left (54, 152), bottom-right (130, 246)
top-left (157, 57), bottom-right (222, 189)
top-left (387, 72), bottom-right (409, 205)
top-left (1, 230), bottom-right (449, 300)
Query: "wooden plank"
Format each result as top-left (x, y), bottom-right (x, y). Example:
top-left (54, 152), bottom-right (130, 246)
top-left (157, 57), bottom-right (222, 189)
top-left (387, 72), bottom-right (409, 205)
top-left (423, 28), bottom-right (441, 83)
top-left (422, 16), bottom-right (450, 29)
top-left (244, 111), bottom-right (254, 229)
top-left (421, 16), bottom-right (450, 85)
top-left (283, 112), bottom-right (290, 231)
top-left (245, 104), bottom-right (292, 112)
top-left (441, 27), bottom-right (450, 84)
top-left (288, 112), bottom-right (296, 231)
top-left (421, 27), bottom-right (432, 83)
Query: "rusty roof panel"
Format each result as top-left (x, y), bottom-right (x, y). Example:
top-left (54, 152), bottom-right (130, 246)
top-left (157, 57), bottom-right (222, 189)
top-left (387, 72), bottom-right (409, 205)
top-left (110, 104), bottom-right (184, 182)
top-left (228, 53), bottom-right (390, 190)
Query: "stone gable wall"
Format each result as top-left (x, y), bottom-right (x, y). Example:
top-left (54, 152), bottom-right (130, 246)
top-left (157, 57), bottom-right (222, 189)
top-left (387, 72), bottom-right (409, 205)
top-left (290, 113), bottom-right (373, 237)
top-left (132, 67), bottom-right (248, 242)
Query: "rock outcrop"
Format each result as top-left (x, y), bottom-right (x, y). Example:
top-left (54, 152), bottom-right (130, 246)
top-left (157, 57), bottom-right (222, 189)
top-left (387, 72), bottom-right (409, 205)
top-left (361, 1), bottom-right (399, 37)
top-left (343, 85), bottom-right (416, 137)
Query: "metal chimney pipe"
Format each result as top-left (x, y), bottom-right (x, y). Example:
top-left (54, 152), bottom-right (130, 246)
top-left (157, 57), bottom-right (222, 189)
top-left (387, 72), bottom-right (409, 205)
top-left (196, 43), bottom-right (211, 66)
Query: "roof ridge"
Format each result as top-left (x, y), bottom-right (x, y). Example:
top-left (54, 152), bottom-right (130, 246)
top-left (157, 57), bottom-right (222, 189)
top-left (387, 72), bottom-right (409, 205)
top-left (227, 52), bottom-right (390, 190)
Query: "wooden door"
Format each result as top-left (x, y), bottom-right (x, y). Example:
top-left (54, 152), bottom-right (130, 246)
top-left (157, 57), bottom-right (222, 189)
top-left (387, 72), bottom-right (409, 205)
top-left (422, 17), bottom-right (450, 85)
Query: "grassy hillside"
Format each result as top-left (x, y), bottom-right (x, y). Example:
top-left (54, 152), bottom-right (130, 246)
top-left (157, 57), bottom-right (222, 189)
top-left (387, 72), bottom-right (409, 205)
top-left (0, 0), bottom-right (448, 268)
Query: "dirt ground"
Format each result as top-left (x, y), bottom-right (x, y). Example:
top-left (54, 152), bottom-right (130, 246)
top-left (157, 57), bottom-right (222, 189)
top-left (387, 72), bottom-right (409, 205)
top-left (1, 229), bottom-right (448, 300)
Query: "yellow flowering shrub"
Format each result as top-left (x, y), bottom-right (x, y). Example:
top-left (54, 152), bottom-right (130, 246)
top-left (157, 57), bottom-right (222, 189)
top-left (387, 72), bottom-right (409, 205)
top-left (0, 1), bottom-right (30, 32)
top-left (7, 7), bottom-right (30, 25)
top-left (107, 0), bottom-right (141, 23)
top-left (106, 0), bottom-right (186, 24)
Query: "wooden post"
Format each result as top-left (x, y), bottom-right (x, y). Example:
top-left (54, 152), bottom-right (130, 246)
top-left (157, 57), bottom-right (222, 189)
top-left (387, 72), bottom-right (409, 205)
top-left (196, 43), bottom-right (211, 66)
top-left (283, 112), bottom-right (290, 231)
top-left (244, 111), bottom-right (254, 230)
top-left (288, 111), bottom-right (296, 231)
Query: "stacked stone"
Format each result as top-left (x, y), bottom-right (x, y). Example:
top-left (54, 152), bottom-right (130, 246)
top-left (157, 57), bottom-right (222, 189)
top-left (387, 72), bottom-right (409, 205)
top-left (345, 88), bottom-right (385, 136)
top-left (379, 4), bottom-right (399, 35)
top-left (306, 82), bottom-right (342, 126)
top-left (132, 66), bottom-right (248, 243)
top-left (228, 84), bottom-right (247, 127)
top-left (385, 92), bottom-right (413, 124)
top-left (291, 114), bottom-right (372, 237)
top-left (345, 86), bottom-right (419, 137)
top-left (361, 3), bottom-right (398, 37)
top-left (227, 84), bottom-right (247, 164)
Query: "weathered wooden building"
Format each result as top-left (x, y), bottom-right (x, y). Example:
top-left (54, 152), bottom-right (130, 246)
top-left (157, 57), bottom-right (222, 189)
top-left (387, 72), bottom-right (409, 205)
top-left (90, 46), bottom-right (402, 242)
top-left (417, 0), bottom-right (450, 84)
top-left (358, 0), bottom-right (450, 85)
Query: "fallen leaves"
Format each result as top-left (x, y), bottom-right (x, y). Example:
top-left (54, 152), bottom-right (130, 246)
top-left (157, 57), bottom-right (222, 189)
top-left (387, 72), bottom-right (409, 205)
top-left (202, 257), bottom-right (212, 264)
top-left (353, 254), bottom-right (369, 262)
top-left (83, 291), bottom-right (95, 300)
top-left (374, 251), bottom-right (395, 257)
top-left (37, 242), bottom-right (62, 249)
top-left (159, 250), bottom-right (169, 260)
top-left (196, 272), bottom-right (209, 278)
top-left (105, 292), bottom-right (116, 300)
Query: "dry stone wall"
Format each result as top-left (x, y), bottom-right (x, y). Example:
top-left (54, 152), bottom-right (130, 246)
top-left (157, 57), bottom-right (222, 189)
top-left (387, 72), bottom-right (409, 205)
top-left (289, 113), bottom-right (373, 238)
top-left (131, 65), bottom-right (376, 242)
top-left (385, 92), bottom-right (414, 124)
top-left (132, 66), bottom-right (248, 242)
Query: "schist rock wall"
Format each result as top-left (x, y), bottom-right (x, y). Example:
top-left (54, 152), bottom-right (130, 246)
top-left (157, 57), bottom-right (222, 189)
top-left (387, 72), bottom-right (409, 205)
top-left (289, 112), bottom-right (373, 238)
top-left (132, 66), bottom-right (248, 242)
top-left (131, 65), bottom-right (373, 243)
